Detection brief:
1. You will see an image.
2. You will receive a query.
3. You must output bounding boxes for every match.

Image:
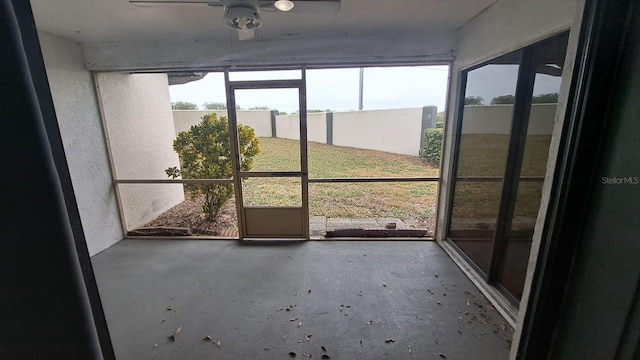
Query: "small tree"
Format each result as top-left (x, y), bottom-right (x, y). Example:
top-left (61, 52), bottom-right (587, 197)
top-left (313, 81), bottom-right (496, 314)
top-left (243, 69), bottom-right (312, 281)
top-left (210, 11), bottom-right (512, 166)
top-left (202, 102), bottom-right (242, 110)
top-left (491, 94), bottom-right (516, 105)
top-left (464, 96), bottom-right (485, 106)
top-left (532, 93), bottom-right (559, 103)
top-left (166, 113), bottom-right (260, 220)
top-left (172, 101), bottom-right (198, 110)
top-left (202, 102), bottom-right (227, 110)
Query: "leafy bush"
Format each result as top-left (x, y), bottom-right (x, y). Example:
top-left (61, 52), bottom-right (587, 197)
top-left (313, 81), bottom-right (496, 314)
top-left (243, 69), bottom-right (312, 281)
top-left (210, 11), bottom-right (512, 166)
top-left (420, 128), bottom-right (443, 166)
top-left (436, 112), bottom-right (445, 128)
top-left (166, 113), bottom-right (260, 220)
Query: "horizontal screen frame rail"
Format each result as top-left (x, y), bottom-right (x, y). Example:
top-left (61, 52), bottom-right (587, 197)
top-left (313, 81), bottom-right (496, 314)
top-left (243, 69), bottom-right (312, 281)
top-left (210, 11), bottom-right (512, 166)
top-left (309, 177), bottom-right (439, 183)
top-left (115, 179), bottom-right (233, 184)
top-left (454, 176), bottom-right (544, 182)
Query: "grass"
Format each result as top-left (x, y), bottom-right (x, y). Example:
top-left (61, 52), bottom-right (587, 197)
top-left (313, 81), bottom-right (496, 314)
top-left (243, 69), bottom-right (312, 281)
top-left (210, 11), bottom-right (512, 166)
top-left (452, 134), bottom-right (551, 219)
top-left (241, 134), bottom-right (550, 223)
top-left (241, 138), bottom-right (439, 224)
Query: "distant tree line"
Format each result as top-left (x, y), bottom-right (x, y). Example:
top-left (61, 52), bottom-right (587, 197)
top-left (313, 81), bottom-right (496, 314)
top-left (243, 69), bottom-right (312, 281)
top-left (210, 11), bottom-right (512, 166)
top-left (172, 101), bottom-right (280, 111)
top-left (464, 93), bottom-right (559, 106)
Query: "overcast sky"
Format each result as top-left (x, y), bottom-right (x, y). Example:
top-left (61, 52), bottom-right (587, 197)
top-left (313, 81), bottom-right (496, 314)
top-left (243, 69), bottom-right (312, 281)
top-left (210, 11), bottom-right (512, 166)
top-left (169, 66), bottom-right (450, 113)
top-left (465, 64), bottom-right (563, 103)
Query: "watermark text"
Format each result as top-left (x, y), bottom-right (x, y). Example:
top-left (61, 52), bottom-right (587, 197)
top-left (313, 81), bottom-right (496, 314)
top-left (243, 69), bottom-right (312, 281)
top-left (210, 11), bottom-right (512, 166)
top-left (601, 176), bottom-right (639, 185)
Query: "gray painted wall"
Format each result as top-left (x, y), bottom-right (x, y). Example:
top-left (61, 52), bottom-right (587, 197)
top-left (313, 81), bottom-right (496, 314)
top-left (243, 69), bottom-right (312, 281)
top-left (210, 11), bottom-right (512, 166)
top-left (39, 32), bottom-right (123, 256)
top-left (550, 6), bottom-right (640, 358)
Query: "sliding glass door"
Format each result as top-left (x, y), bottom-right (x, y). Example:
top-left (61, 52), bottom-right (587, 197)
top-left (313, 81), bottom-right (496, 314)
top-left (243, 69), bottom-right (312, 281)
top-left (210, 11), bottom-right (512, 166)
top-left (447, 33), bottom-right (569, 303)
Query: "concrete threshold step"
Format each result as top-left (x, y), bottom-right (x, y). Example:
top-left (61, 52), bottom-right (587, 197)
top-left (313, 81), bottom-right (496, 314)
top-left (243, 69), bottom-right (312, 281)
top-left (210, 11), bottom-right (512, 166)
top-left (324, 228), bottom-right (428, 238)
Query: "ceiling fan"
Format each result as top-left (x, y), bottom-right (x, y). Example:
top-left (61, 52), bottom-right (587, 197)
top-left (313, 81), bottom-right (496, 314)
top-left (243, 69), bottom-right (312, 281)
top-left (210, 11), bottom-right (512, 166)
top-left (129, 0), bottom-right (341, 40)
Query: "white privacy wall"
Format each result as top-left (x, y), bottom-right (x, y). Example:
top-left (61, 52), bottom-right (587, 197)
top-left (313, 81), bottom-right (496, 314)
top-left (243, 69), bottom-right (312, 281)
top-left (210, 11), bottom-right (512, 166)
top-left (39, 32), bottom-right (122, 256)
top-left (96, 73), bottom-right (184, 231)
top-left (273, 113), bottom-right (326, 142)
top-left (461, 104), bottom-right (557, 134)
top-left (237, 111), bottom-right (273, 137)
top-left (333, 108), bottom-right (424, 156)
top-left (174, 109), bottom-right (428, 155)
top-left (306, 113), bottom-right (327, 143)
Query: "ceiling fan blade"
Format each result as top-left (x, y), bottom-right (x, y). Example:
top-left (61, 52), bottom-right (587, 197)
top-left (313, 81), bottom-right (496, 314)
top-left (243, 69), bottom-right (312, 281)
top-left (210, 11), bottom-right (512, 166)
top-left (259, 0), bottom-right (340, 14)
top-left (129, 0), bottom-right (221, 7)
top-left (237, 29), bottom-right (256, 41)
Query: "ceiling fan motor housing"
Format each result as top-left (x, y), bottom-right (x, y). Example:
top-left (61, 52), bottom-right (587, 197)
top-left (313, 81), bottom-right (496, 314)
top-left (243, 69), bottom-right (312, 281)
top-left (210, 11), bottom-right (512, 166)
top-left (222, 0), bottom-right (262, 30)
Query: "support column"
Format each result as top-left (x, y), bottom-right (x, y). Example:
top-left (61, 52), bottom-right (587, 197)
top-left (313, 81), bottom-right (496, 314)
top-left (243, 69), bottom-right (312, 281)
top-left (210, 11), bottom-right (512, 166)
top-left (326, 112), bottom-right (333, 145)
top-left (419, 106), bottom-right (437, 151)
top-left (270, 110), bottom-right (278, 138)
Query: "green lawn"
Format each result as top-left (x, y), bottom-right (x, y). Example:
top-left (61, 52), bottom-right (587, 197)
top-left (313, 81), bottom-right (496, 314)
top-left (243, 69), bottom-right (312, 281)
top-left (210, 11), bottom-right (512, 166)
top-left (241, 134), bottom-right (549, 224)
top-left (451, 134), bottom-right (551, 220)
top-left (242, 138), bottom-right (439, 224)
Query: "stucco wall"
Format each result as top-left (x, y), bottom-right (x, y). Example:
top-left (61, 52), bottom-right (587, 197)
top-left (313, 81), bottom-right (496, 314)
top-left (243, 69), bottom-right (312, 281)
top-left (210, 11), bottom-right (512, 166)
top-left (39, 31), bottom-right (122, 256)
top-left (461, 104), bottom-right (557, 135)
top-left (275, 114), bottom-right (301, 140)
top-left (174, 108), bottom-right (426, 154)
top-left (237, 111), bottom-right (273, 137)
top-left (307, 113), bottom-right (327, 143)
top-left (96, 73), bottom-right (184, 230)
top-left (332, 108), bottom-right (424, 156)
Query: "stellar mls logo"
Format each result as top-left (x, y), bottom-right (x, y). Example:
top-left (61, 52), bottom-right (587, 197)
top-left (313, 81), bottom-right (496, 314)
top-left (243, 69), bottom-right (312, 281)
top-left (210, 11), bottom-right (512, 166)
top-left (601, 176), bottom-right (639, 185)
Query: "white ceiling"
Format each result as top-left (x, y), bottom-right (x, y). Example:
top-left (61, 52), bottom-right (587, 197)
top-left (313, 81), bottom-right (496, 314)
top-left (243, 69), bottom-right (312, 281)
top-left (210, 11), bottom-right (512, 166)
top-left (30, 0), bottom-right (497, 44)
top-left (29, 0), bottom-right (499, 70)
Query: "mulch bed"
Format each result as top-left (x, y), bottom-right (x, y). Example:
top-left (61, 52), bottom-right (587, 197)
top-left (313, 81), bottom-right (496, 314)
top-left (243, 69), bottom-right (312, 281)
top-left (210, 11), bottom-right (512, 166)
top-left (135, 193), bottom-right (436, 238)
top-left (140, 195), bottom-right (238, 236)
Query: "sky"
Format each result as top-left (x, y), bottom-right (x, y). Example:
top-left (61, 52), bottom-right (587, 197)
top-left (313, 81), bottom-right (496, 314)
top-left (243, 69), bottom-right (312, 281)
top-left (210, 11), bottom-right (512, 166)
top-left (465, 64), bottom-right (563, 103)
top-left (169, 66), bottom-right (450, 114)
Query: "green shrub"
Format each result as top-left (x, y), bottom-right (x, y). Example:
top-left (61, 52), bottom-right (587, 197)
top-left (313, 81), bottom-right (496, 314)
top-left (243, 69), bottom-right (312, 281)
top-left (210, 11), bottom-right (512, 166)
top-left (166, 113), bottom-right (260, 220)
top-left (435, 111), bottom-right (445, 128)
top-left (420, 128), bottom-right (443, 166)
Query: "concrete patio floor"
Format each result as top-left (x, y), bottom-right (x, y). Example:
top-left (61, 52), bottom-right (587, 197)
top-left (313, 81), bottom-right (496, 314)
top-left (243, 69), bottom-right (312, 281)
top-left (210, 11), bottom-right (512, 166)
top-left (92, 240), bottom-right (513, 359)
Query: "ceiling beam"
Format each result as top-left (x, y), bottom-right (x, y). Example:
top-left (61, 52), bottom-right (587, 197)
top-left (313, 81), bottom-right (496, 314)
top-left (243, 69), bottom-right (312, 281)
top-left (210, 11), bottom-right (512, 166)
top-left (82, 29), bottom-right (456, 71)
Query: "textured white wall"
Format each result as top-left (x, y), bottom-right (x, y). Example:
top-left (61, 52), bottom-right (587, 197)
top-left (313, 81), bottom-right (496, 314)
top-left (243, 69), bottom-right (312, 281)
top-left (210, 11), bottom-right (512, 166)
top-left (307, 113), bottom-right (327, 143)
top-left (461, 104), bottom-right (557, 135)
top-left (175, 109), bottom-right (427, 154)
top-left (96, 73), bottom-right (184, 230)
top-left (275, 113), bottom-right (326, 142)
top-left (39, 32), bottom-right (123, 256)
top-left (237, 111), bottom-right (273, 137)
top-left (275, 114), bottom-right (300, 140)
top-left (332, 108), bottom-right (424, 156)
